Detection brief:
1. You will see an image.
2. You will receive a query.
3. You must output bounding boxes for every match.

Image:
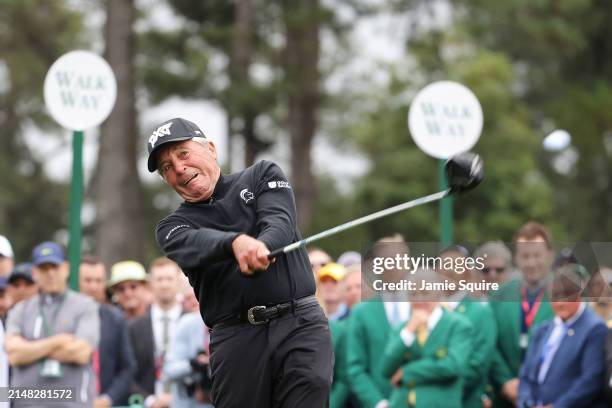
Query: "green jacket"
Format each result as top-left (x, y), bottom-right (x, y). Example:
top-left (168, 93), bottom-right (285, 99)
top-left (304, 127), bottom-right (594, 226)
top-left (454, 297), bottom-right (497, 408)
top-left (330, 319), bottom-right (350, 408)
top-left (488, 279), bottom-right (554, 406)
top-left (346, 301), bottom-right (396, 408)
top-left (380, 309), bottom-right (474, 408)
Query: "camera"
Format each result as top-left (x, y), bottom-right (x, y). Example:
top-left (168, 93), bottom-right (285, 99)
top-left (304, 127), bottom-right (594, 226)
top-left (184, 349), bottom-right (212, 403)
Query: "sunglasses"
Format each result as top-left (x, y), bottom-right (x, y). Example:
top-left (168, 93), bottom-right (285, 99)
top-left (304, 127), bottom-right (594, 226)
top-left (482, 266), bottom-right (506, 274)
top-left (310, 262), bottom-right (328, 269)
top-left (115, 283), bottom-right (140, 293)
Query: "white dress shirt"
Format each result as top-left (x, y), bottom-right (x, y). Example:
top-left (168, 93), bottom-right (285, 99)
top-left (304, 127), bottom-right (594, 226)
top-left (400, 306), bottom-right (444, 347)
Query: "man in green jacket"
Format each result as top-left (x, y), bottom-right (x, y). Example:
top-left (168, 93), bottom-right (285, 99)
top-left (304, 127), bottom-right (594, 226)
top-left (380, 276), bottom-right (473, 408)
top-left (330, 319), bottom-right (350, 408)
top-left (489, 222), bottom-right (555, 407)
top-left (437, 245), bottom-right (498, 408)
top-left (346, 235), bottom-right (411, 408)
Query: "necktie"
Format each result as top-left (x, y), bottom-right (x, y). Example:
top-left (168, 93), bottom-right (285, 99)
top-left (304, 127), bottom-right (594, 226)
top-left (92, 349), bottom-right (101, 394)
top-left (390, 302), bottom-right (400, 327)
top-left (161, 314), bottom-right (171, 392)
top-left (416, 324), bottom-right (428, 346)
top-left (537, 323), bottom-right (567, 383)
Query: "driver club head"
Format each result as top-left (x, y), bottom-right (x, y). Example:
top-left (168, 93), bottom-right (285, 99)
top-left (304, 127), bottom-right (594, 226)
top-left (445, 152), bottom-right (484, 193)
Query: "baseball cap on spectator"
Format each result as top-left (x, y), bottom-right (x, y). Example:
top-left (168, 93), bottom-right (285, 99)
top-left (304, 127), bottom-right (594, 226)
top-left (337, 251), bottom-right (362, 268)
top-left (9, 263), bottom-right (34, 284)
top-left (32, 242), bottom-right (65, 266)
top-left (318, 263), bottom-right (347, 282)
top-left (109, 261), bottom-right (147, 288)
top-left (0, 235), bottom-right (13, 258)
top-left (146, 118), bottom-right (207, 172)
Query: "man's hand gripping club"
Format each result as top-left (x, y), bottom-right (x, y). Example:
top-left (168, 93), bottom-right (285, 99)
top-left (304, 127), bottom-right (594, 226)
top-left (232, 234), bottom-right (272, 276)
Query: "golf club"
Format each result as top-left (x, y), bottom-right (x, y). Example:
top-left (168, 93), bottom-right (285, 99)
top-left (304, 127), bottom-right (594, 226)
top-left (267, 151), bottom-right (484, 259)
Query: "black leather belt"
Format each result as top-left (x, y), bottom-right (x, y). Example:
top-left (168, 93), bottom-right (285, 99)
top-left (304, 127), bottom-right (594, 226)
top-left (213, 295), bottom-right (319, 329)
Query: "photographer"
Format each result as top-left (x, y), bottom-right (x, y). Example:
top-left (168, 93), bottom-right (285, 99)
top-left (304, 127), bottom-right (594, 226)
top-left (163, 311), bottom-right (213, 408)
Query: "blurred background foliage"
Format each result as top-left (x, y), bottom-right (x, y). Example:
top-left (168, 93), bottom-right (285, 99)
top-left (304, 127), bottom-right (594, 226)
top-left (1, 0), bottom-right (611, 266)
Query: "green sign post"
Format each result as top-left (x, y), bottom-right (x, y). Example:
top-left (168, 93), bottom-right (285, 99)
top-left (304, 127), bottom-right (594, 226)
top-left (408, 81), bottom-right (483, 246)
top-left (43, 50), bottom-right (117, 290)
top-left (439, 159), bottom-right (453, 247)
top-left (68, 130), bottom-right (84, 290)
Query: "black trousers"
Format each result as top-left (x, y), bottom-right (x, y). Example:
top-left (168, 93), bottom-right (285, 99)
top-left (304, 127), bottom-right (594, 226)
top-left (209, 304), bottom-right (334, 408)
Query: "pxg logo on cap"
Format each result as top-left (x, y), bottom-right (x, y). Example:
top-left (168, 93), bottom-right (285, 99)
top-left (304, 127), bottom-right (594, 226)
top-left (146, 117), bottom-right (206, 172)
top-left (32, 242), bottom-right (65, 266)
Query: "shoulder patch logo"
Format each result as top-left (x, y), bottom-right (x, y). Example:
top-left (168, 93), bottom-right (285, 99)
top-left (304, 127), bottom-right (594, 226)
top-left (267, 180), bottom-right (291, 189)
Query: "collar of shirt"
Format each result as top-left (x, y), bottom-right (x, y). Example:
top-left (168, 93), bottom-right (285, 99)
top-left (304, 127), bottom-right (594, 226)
top-left (553, 302), bottom-right (586, 328)
top-left (182, 172), bottom-right (233, 205)
top-left (151, 303), bottom-right (182, 322)
top-left (446, 290), bottom-right (466, 304)
top-left (427, 306), bottom-right (444, 331)
top-left (383, 301), bottom-right (411, 325)
top-left (444, 301), bottom-right (459, 311)
top-left (40, 290), bottom-right (67, 306)
top-left (522, 277), bottom-right (549, 297)
top-left (328, 302), bottom-right (348, 321)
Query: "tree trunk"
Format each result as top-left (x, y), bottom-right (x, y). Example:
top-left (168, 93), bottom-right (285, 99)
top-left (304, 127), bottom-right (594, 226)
top-left (94, 0), bottom-right (145, 267)
top-left (231, 0), bottom-right (254, 167)
top-left (284, 0), bottom-right (320, 230)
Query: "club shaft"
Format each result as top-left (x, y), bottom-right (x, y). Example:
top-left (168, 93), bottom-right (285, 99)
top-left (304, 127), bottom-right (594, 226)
top-left (268, 189), bottom-right (451, 259)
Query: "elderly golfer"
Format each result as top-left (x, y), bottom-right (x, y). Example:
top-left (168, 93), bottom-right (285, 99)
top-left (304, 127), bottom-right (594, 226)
top-left (147, 118), bottom-right (333, 408)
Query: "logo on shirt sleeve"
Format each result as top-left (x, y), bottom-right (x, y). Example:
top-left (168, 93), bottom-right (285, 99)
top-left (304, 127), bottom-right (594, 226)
top-left (267, 180), bottom-right (291, 189)
top-left (165, 224), bottom-right (190, 240)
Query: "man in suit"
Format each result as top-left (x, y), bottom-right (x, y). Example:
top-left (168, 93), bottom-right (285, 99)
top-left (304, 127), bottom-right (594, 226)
top-left (489, 222), bottom-right (555, 407)
top-left (80, 257), bottom-right (136, 408)
top-left (130, 257), bottom-right (185, 408)
top-left (605, 321), bottom-right (612, 405)
top-left (436, 245), bottom-right (498, 408)
top-left (346, 235), bottom-right (411, 408)
top-left (380, 268), bottom-right (473, 408)
top-left (519, 263), bottom-right (607, 407)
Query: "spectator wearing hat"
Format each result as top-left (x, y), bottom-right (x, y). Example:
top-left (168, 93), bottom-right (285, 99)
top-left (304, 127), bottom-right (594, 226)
top-left (519, 263), bottom-right (607, 408)
top-left (80, 257), bottom-right (135, 408)
top-left (0, 277), bottom-right (12, 322)
top-left (129, 257), bottom-right (186, 408)
top-left (5, 241), bottom-right (100, 407)
top-left (318, 262), bottom-right (349, 321)
top-left (109, 261), bottom-right (150, 320)
top-left (7, 263), bottom-right (37, 306)
top-left (0, 235), bottom-right (14, 277)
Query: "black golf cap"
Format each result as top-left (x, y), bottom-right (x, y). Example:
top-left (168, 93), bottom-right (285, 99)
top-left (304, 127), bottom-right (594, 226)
top-left (147, 117), bottom-right (206, 172)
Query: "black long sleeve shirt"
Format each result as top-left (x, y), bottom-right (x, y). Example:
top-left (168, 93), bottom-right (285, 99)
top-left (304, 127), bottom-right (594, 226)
top-left (155, 160), bottom-right (315, 327)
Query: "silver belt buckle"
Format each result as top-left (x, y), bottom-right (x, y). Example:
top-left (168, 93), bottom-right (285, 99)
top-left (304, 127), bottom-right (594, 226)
top-left (247, 305), bottom-right (269, 325)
